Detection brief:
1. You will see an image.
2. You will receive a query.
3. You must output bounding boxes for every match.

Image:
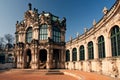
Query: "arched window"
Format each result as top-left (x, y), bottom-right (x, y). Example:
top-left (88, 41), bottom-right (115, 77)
top-left (26, 27), bottom-right (32, 43)
top-left (52, 26), bottom-right (61, 42)
top-left (88, 41), bottom-right (94, 60)
top-left (39, 24), bottom-right (48, 40)
top-left (79, 45), bottom-right (85, 60)
top-left (98, 36), bottom-right (105, 58)
top-left (111, 26), bottom-right (120, 56)
top-left (72, 48), bottom-right (77, 61)
top-left (66, 50), bottom-right (70, 62)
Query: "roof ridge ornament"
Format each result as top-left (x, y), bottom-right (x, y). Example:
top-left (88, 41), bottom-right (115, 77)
top-left (102, 6), bottom-right (108, 15)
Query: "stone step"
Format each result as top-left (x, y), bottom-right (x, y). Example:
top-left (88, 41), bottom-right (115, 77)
top-left (7, 69), bottom-right (64, 75)
top-left (45, 70), bottom-right (64, 75)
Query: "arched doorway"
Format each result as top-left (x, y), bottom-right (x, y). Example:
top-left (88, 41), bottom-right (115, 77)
top-left (39, 49), bottom-right (47, 69)
top-left (53, 49), bottom-right (60, 69)
top-left (26, 49), bottom-right (31, 68)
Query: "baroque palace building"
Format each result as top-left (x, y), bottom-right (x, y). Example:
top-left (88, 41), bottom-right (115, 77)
top-left (15, 3), bottom-right (66, 69)
top-left (65, 0), bottom-right (120, 78)
top-left (15, 0), bottom-right (120, 78)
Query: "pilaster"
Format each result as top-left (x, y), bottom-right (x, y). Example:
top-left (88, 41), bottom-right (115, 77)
top-left (84, 43), bottom-right (88, 60)
top-left (77, 46), bottom-right (79, 61)
top-left (93, 41), bottom-right (98, 59)
top-left (105, 36), bottom-right (112, 58)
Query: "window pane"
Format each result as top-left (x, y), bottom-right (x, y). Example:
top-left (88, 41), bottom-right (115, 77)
top-left (79, 45), bottom-right (85, 60)
top-left (111, 26), bottom-right (120, 57)
top-left (52, 26), bottom-right (61, 42)
top-left (98, 36), bottom-right (105, 58)
top-left (72, 48), bottom-right (77, 61)
top-left (39, 24), bottom-right (48, 40)
top-left (88, 41), bottom-right (94, 60)
top-left (26, 27), bottom-right (32, 43)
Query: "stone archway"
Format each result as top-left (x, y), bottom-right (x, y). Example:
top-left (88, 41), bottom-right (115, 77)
top-left (25, 49), bottom-right (32, 68)
top-left (53, 49), bottom-right (60, 69)
top-left (39, 49), bottom-right (47, 69)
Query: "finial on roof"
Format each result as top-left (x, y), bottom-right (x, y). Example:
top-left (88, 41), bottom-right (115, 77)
top-left (28, 3), bottom-right (32, 10)
top-left (93, 19), bottom-right (96, 26)
top-left (76, 32), bottom-right (79, 37)
top-left (102, 6), bottom-right (108, 15)
top-left (84, 28), bottom-right (88, 33)
top-left (70, 36), bottom-right (72, 41)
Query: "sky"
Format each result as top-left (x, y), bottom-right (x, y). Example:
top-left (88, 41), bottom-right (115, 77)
top-left (0, 0), bottom-right (116, 42)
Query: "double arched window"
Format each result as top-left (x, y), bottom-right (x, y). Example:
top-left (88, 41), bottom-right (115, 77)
top-left (72, 48), bottom-right (77, 61)
top-left (111, 26), bottom-right (120, 56)
top-left (88, 41), bottom-right (94, 60)
top-left (98, 36), bottom-right (105, 58)
top-left (26, 27), bottom-right (32, 43)
top-left (39, 24), bottom-right (48, 40)
top-left (66, 50), bottom-right (70, 62)
top-left (79, 45), bottom-right (85, 60)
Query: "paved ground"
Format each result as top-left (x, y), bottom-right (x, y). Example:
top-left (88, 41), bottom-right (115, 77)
top-left (0, 69), bottom-right (119, 80)
top-left (61, 70), bottom-right (119, 80)
top-left (0, 69), bottom-right (77, 80)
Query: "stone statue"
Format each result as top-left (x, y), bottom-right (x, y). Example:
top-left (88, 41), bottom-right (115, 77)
top-left (61, 17), bottom-right (66, 26)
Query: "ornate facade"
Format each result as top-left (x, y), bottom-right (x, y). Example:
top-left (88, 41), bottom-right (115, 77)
top-left (65, 0), bottom-right (120, 78)
top-left (15, 3), bottom-right (66, 69)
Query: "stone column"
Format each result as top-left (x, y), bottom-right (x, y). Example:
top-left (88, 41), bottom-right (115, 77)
top-left (70, 48), bottom-right (72, 61)
top-left (61, 31), bottom-right (65, 42)
top-left (105, 36), bottom-right (112, 58)
top-left (32, 47), bottom-right (39, 70)
top-left (48, 25), bottom-right (52, 39)
top-left (84, 42), bottom-right (89, 71)
top-left (17, 51), bottom-right (20, 68)
top-left (69, 48), bottom-right (72, 70)
top-left (34, 47), bottom-right (39, 69)
top-left (33, 26), bottom-right (39, 40)
top-left (84, 43), bottom-right (88, 60)
top-left (31, 48), bottom-right (35, 69)
top-left (76, 46), bottom-right (80, 70)
top-left (77, 46), bottom-right (79, 61)
top-left (93, 40), bottom-right (99, 72)
top-left (19, 49), bottom-right (23, 68)
top-left (46, 48), bottom-right (53, 69)
top-left (93, 41), bottom-right (98, 59)
top-left (46, 49), bottom-right (49, 69)
top-left (60, 47), bottom-right (65, 69)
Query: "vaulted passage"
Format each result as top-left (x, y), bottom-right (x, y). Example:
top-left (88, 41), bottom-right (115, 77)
top-left (25, 49), bottom-right (31, 68)
top-left (53, 49), bottom-right (60, 69)
top-left (39, 49), bottom-right (47, 69)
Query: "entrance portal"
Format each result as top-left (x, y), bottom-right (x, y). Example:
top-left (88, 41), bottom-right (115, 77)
top-left (53, 49), bottom-right (60, 68)
top-left (39, 49), bottom-right (47, 69)
top-left (26, 49), bottom-right (31, 68)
